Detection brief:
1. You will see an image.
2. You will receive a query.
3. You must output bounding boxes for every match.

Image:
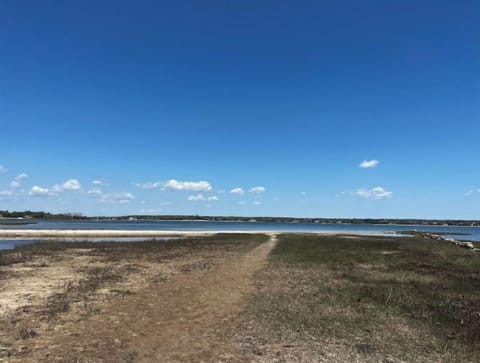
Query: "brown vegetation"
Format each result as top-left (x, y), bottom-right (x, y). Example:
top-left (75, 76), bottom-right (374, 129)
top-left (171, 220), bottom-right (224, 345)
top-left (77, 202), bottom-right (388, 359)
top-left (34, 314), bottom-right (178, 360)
top-left (1, 233), bottom-right (479, 362)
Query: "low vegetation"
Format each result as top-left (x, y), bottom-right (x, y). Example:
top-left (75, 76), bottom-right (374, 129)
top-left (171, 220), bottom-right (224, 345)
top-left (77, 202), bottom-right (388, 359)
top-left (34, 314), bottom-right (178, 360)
top-left (232, 234), bottom-right (480, 362)
top-left (1, 233), bottom-right (479, 362)
top-left (0, 234), bottom-right (268, 361)
top-left (0, 234), bottom-right (266, 267)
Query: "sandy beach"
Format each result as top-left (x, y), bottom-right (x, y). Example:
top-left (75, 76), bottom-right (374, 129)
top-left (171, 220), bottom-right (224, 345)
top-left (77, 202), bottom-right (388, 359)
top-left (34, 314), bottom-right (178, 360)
top-left (0, 229), bottom-right (388, 239)
top-left (0, 229), bottom-right (221, 238)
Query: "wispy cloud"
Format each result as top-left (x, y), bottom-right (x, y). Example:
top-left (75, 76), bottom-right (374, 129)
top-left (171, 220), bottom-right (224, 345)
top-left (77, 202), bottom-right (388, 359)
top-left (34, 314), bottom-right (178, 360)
top-left (187, 194), bottom-right (219, 202)
top-left (0, 173), bottom-right (29, 199)
top-left (92, 179), bottom-right (108, 186)
top-left (0, 165), bottom-right (7, 174)
top-left (10, 173), bottom-right (28, 188)
top-left (230, 186), bottom-right (266, 195)
top-left (99, 192), bottom-right (135, 204)
top-left (464, 189), bottom-right (480, 197)
top-left (0, 190), bottom-right (14, 197)
top-left (354, 186), bottom-right (392, 200)
top-left (87, 188), bottom-right (103, 196)
top-left (359, 159), bottom-right (379, 168)
top-left (133, 181), bottom-right (163, 189)
top-left (134, 179), bottom-right (212, 191)
top-left (249, 186), bottom-right (266, 194)
top-left (230, 187), bottom-right (245, 195)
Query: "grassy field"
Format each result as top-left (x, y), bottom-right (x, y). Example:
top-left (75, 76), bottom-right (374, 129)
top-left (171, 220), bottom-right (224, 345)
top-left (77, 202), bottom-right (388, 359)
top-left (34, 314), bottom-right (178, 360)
top-left (0, 234), bottom-right (269, 362)
top-left (230, 234), bottom-right (480, 362)
top-left (1, 233), bottom-right (479, 362)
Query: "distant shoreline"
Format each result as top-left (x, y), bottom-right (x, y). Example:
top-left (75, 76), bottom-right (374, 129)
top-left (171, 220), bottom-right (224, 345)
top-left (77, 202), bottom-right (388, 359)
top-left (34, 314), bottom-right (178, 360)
top-left (1, 213), bottom-right (480, 227)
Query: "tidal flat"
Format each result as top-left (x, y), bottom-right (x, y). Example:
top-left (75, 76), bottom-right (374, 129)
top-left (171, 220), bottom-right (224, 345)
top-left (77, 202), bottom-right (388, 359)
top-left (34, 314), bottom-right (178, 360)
top-left (0, 233), bottom-right (479, 362)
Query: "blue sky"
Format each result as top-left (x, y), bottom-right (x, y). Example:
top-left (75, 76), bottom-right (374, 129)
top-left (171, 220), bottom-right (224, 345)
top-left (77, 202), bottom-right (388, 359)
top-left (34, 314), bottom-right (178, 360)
top-left (0, 0), bottom-right (479, 218)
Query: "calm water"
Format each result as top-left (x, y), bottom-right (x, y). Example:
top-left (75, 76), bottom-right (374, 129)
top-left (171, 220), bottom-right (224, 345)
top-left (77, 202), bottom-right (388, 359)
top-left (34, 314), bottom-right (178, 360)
top-left (1, 220), bottom-right (479, 251)
top-left (0, 236), bottom-right (181, 250)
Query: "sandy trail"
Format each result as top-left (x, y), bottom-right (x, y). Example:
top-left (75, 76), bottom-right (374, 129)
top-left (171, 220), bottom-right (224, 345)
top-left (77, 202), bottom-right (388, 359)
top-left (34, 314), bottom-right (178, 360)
top-left (12, 234), bottom-right (278, 362)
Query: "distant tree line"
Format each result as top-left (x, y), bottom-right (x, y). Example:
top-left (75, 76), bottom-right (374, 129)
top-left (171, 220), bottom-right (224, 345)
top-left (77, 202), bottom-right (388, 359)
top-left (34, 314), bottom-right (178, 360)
top-left (0, 210), bottom-right (86, 220)
top-left (120, 215), bottom-right (480, 227)
top-left (0, 211), bottom-right (478, 226)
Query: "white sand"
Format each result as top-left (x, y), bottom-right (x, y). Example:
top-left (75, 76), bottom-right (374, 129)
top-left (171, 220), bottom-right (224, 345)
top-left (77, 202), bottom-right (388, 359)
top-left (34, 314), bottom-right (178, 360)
top-left (0, 229), bottom-right (281, 239)
top-left (0, 229), bottom-right (401, 239)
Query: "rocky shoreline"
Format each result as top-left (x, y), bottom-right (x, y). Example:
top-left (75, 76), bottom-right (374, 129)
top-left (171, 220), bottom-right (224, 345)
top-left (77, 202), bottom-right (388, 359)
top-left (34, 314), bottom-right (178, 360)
top-left (409, 231), bottom-right (479, 252)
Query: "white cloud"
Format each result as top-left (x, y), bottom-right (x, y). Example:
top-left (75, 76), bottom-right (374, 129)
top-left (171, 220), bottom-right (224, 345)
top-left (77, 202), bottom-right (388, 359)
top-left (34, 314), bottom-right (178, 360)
top-left (134, 179), bottom-right (212, 191)
top-left (87, 188), bottom-right (103, 196)
top-left (187, 194), bottom-right (219, 202)
top-left (253, 201), bottom-right (261, 205)
top-left (359, 159), bottom-right (379, 168)
top-left (92, 179), bottom-right (108, 185)
top-left (133, 181), bottom-right (164, 189)
top-left (9, 181), bottom-right (20, 188)
top-left (52, 179), bottom-right (82, 193)
top-left (0, 165), bottom-right (7, 174)
top-left (16, 173), bottom-right (28, 180)
top-left (464, 189), bottom-right (480, 197)
top-left (230, 187), bottom-right (245, 195)
top-left (0, 173), bottom-right (28, 198)
top-left (100, 192), bottom-right (135, 204)
top-left (10, 173), bottom-right (28, 188)
top-left (163, 179), bottom-right (212, 191)
top-left (29, 186), bottom-right (52, 196)
top-left (354, 186), bottom-right (392, 200)
top-left (51, 184), bottom-right (63, 193)
top-left (249, 186), bottom-right (266, 194)
top-left (62, 179), bottom-right (82, 190)
top-left (188, 194), bottom-right (205, 201)
top-left (0, 189), bottom-right (14, 197)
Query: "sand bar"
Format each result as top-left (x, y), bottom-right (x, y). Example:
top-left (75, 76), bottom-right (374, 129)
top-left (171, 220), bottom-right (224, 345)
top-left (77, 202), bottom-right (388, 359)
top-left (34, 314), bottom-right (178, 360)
top-left (0, 229), bottom-right (283, 238)
top-left (0, 229), bottom-right (403, 240)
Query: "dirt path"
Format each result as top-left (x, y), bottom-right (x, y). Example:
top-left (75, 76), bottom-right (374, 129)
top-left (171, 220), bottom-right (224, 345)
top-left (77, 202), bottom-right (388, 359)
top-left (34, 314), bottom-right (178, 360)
top-left (13, 234), bottom-right (277, 362)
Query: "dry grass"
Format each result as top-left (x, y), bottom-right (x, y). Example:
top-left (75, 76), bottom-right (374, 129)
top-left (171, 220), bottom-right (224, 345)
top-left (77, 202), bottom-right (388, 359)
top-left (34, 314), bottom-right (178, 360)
top-left (228, 234), bottom-right (480, 362)
top-left (2, 233), bottom-right (479, 362)
top-left (0, 233), bottom-right (269, 362)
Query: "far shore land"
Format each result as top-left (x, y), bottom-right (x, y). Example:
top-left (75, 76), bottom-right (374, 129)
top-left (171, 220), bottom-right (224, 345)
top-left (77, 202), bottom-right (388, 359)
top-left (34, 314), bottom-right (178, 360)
top-left (1, 211), bottom-right (480, 227)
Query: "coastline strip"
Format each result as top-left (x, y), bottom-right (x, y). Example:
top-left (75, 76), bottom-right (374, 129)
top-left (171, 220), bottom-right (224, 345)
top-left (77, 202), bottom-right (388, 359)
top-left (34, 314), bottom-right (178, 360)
top-left (0, 229), bottom-right (398, 238)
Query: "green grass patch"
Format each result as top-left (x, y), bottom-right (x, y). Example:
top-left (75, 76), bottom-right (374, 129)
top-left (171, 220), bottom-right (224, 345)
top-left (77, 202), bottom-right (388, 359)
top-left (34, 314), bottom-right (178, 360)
top-left (248, 234), bottom-right (480, 361)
